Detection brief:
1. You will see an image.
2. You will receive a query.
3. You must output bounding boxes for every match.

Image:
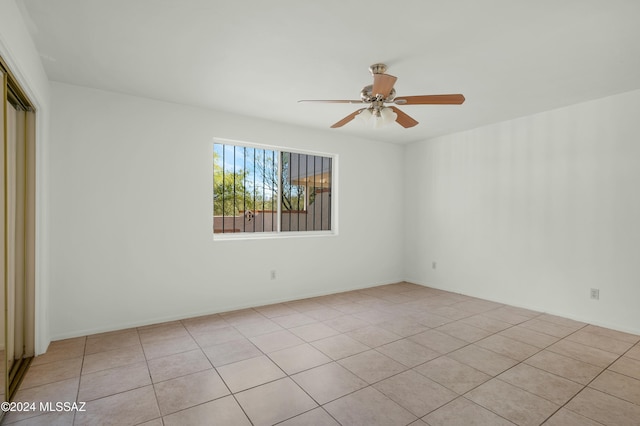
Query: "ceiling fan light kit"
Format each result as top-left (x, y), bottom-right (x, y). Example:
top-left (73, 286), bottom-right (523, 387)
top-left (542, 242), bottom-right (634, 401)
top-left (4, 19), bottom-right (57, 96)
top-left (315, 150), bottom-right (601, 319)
top-left (299, 63), bottom-right (465, 129)
top-left (358, 106), bottom-right (398, 128)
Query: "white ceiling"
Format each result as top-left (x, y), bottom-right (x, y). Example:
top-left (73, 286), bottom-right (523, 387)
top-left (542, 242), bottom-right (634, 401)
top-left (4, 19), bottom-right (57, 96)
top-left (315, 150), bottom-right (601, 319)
top-left (17, 0), bottom-right (640, 144)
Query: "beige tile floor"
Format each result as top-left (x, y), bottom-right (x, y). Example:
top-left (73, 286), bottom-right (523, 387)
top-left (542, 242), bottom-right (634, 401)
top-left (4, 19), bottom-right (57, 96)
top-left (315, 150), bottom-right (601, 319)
top-left (3, 282), bottom-right (640, 425)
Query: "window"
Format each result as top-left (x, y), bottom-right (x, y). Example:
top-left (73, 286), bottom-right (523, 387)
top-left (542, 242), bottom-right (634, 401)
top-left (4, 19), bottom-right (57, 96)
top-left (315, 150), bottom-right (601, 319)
top-left (213, 140), bottom-right (334, 237)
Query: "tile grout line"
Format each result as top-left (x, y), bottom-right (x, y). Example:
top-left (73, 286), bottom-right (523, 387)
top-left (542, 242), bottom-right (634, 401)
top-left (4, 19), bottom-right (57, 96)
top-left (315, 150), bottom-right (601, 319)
top-left (71, 336), bottom-right (88, 425)
top-left (136, 326), bottom-right (163, 425)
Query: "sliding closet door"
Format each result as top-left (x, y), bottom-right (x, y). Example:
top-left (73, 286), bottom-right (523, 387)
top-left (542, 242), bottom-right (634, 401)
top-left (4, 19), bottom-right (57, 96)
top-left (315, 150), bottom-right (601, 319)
top-left (24, 109), bottom-right (35, 360)
top-left (1, 59), bottom-right (35, 403)
top-left (6, 98), bottom-right (35, 372)
top-left (6, 101), bottom-right (23, 390)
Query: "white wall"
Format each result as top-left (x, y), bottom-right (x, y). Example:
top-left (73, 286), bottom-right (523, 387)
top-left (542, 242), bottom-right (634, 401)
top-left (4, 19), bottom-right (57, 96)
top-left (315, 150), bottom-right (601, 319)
top-left (405, 89), bottom-right (640, 334)
top-left (49, 82), bottom-right (404, 339)
top-left (0, 0), bottom-right (51, 354)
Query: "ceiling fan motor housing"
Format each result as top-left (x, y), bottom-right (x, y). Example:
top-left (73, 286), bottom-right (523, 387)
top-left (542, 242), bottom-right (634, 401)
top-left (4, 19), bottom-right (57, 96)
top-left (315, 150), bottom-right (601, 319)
top-left (360, 85), bottom-right (396, 103)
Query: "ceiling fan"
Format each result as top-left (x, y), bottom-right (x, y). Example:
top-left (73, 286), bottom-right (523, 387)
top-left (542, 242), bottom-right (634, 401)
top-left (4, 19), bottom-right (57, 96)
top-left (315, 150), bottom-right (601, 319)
top-left (299, 63), bottom-right (465, 129)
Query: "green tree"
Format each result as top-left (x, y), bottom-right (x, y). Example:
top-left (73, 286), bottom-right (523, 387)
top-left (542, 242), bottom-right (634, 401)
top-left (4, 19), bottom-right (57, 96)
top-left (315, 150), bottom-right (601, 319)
top-left (213, 151), bottom-right (254, 215)
top-left (254, 151), bottom-right (306, 211)
top-left (213, 148), bottom-right (310, 216)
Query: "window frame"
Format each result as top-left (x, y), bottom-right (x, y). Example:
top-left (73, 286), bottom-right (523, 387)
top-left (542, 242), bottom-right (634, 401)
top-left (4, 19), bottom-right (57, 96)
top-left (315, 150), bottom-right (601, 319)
top-left (212, 138), bottom-right (338, 240)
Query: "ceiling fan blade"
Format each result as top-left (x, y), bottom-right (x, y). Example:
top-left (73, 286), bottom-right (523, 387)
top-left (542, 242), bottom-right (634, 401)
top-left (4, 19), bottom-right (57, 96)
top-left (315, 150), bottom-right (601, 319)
top-left (298, 99), bottom-right (364, 104)
top-left (372, 74), bottom-right (397, 98)
top-left (330, 108), bottom-right (366, 128)
top-left (389, 106), bottom-right (419, 128)
top-left (394, 94), bottom-right (465, 105)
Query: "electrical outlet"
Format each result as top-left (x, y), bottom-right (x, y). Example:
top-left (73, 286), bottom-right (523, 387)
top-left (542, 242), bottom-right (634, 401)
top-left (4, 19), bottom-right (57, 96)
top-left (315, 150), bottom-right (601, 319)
top-left (270, 270), bottom-right (276, 280)
top-left (590, 288), bottom-right (600, 300)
